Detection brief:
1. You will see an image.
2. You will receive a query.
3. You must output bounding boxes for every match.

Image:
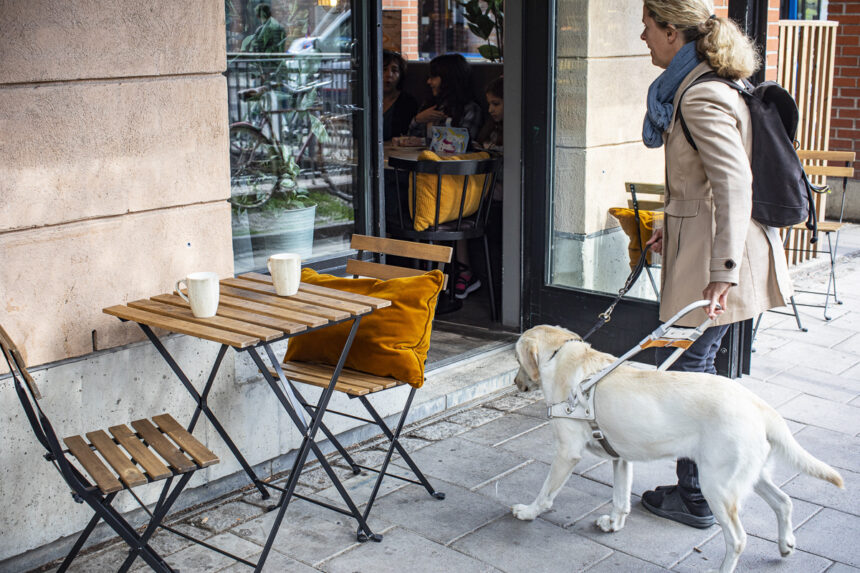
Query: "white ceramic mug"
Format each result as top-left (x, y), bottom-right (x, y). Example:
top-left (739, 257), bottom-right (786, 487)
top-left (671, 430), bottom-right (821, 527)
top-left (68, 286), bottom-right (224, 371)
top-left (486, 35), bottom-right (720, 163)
top-left (268, 253), bottom-right (302, 296)
top-left (175, 272), bottom-right (220, 318)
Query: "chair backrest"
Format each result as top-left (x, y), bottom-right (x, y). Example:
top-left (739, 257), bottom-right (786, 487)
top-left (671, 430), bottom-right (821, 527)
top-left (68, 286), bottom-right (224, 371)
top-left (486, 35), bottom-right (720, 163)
top-left (624, 182), bottom-right (665, 211)
top-left (388, 156), bottom-right (500, 234)
top-left (798, 149), bottom-right (856, 223)
top-left (347, 234), bottom-right (453, 288)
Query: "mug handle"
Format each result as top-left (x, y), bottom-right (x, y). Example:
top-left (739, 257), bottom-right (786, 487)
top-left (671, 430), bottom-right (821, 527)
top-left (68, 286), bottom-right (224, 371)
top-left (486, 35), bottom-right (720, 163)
top-left (267, 258), bottom-right (273, 276)
top-left (175, 279), bottom-right (190, 303)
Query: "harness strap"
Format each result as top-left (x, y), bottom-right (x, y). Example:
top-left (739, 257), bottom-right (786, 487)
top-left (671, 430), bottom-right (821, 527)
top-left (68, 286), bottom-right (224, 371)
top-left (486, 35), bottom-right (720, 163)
top-left (587, 420), bottom-right (620, 458)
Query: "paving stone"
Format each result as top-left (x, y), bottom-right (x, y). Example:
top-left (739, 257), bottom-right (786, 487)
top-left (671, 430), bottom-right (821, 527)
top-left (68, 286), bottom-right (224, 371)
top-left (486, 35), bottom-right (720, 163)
top-left (392, 436), bottom-right (533, 491)
top-left (232, 498), bottom-right (371, 565)
top-left (784, 467), bottom-right (859, 517)
top-left (796, 508), bottom-right (860, 567)
top-left (475, 460), bottom-right (614, 528)
top-left (834, 333), bottom-right (860, 355)
top-left (763, 341), bottom-right (859, 375)
top-left (451, 514), bottom-right (612, 572)
top-left (408, 420), bottom-right (469, 441)
top-left (841, 362), bottom-right (860, 381)
top-left (316, 466), bottom-right (408, 507)
top-left (585, 551), bottom-right (670, 572)
top-left (739, 490), bottom-right (821, 542)
top-left (765, 321), bottom-right (855, 349)
top-left (494, 422), bottom-right (606, 473)
top-left (445, 406), bottom-right (505, 428)
top-left (458, 412), bottom-right (546, 447)
top-left (187, 499), bottom-right (264, 533)
top-left (331, 448), bottom-right (400, 471)
top-left (59, 544), bottom-right (131, 572)
top-left (373, 435), bottom-right (432, 454)
top-left (739, 377), bottom-right (803, 409)
top-left (778, 394), bottom-right (860, 435)
top-left (163, 532), bottom-right (261, 572)
top-left (569, 502), bottom-right (720, 568)
top-left (294, 464), bottom-right (361, 492)
top-left (794, 426), bottom-right (860, 473)
top-left (518, 389), bottom-right (544, 401)
top-left (673, 531), bottom-right (832, 572)
top-left (767, 366), bottom-right (860, 403)
top-left (370, 479), bottom-right (508, 545)
top-left (582, 458), bottom-right (679, 497)
top-left (143, 522), bottom-right (213, 561)
top-left (509, 399), bottom-right (549, 419)
top-left (219, 548), bottom-right (319, 572)
top-left (242, 483), bottom-right (317, 509)
top-left (786, 419), bottom-right (806, 434)
top-left (825, 563), bottom-right (860, 573)
top-left (748, 354), bottom-right (791, 381)
top-left (483, 394), bottom-right (535, 412)
top-left (750, 331), bottom-right (792, 354)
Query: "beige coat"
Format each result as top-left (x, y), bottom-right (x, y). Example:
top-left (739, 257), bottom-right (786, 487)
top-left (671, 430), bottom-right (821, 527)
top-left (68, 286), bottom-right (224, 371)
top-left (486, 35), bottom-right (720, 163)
top-left (660, 62), bottom-right (792, 327)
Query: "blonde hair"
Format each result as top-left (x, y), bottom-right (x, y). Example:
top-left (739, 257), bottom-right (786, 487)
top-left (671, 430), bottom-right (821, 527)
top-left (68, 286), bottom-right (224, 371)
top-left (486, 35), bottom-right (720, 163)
top-left (644, 0), bottom-right (760, 80)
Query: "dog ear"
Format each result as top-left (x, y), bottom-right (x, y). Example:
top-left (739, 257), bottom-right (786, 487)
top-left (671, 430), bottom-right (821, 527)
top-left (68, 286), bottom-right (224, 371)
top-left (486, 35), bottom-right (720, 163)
top-left (516, 336), bottom-right (541, 382)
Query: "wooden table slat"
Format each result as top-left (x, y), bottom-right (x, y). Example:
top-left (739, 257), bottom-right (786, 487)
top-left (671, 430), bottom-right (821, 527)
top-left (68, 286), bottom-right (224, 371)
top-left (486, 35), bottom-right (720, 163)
top-left (151, 294), bottom-right (308, 334)
top-left (228, 276), bottom-right (372, 315)
top-left (217, 294), bottom-right (329, 327)
top-left (104, 305), bottom-right (258, 348)
top-left (151, 414), bottom-right (219, 468)
top-left (219, 284), bottom-right (348, 322)
top-left (86, 430), bottom-right (149, 489)
top-left (131, 419), bottom-right (196, 473)
top-left (238, 273), bottom-right (392, 310)
top-left (64, 435), bottom-right (124, 494)
top-left (109, 424), bottom-right (172, 480)
top-left (129, 299), bottom-right (283, 341)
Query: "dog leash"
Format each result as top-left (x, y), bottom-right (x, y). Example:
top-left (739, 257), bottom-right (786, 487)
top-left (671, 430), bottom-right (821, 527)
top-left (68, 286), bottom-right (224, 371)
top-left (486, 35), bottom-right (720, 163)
top-left (580, 247), bottom-right (649, 342)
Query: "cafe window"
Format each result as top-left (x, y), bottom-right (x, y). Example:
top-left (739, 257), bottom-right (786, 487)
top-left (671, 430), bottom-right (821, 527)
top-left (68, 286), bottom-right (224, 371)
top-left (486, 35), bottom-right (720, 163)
top-left (415, 0), bottom-right (498, 60)
top-left (225, 1), bottom-right (359, 274)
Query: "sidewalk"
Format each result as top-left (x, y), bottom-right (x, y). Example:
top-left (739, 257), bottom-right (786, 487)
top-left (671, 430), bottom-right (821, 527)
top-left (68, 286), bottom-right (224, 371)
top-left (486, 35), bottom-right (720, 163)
top-left (39, 226), bottom-right (860, 573)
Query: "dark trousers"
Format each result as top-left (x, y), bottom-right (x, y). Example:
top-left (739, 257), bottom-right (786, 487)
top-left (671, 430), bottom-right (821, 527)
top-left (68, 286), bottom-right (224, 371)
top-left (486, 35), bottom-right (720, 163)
top-left (655, 323), bottom-right (731, 497)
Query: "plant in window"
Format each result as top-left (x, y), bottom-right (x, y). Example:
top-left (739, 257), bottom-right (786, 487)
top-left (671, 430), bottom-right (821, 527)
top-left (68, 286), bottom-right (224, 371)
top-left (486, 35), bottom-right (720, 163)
top-left (458, 0), bottom-right (504, 62)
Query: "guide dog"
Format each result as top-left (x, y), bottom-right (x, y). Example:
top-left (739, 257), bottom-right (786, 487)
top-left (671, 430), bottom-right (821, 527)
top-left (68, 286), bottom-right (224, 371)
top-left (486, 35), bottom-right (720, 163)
top-left (512, 325), bottom-right (843, 573)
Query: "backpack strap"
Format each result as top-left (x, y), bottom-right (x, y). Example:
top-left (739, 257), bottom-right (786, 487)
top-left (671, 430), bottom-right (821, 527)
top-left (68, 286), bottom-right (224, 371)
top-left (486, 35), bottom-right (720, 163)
top-left (676, 72), bottom-right (748, 151)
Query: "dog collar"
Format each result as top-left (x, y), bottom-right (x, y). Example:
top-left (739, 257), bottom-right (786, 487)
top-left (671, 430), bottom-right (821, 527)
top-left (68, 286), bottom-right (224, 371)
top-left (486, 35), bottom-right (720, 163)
top-left (548, 338), bottom-right (577, 362)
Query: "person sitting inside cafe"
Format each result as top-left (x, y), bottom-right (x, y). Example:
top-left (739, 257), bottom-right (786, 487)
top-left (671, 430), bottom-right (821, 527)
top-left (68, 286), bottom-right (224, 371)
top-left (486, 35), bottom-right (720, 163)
top-left (408, 53), bottom-right (483, 142)
top-left (383, 51), bottom-right (419, 141)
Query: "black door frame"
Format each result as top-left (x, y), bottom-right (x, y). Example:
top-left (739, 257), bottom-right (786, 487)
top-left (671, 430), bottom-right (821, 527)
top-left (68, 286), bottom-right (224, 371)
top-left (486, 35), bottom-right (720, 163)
top-left (520, 0), bottom-right (752, 377)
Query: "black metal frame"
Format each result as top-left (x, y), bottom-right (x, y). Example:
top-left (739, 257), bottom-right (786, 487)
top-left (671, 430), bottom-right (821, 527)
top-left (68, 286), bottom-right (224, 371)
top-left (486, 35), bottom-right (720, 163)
top-left (387, 156), bottom-right (501, 321)
top-left (3, 330), bottom-right (202, 573)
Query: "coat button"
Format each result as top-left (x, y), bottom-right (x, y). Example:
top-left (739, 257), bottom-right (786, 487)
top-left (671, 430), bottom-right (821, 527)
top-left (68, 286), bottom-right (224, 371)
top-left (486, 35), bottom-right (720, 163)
top-left (725, 259), bottom-right (735, 269)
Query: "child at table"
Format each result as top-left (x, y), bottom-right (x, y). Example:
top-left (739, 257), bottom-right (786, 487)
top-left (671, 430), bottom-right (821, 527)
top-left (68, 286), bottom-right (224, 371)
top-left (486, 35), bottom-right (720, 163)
top-left (408, 53), bottom-right (483, 143)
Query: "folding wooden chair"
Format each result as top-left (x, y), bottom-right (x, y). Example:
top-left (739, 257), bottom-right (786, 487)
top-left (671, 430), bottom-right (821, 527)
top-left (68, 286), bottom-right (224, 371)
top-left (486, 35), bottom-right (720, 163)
top-left (268, 234), bottom-right (452, 540)
top-left (1, 324), bottom-right (218, 572)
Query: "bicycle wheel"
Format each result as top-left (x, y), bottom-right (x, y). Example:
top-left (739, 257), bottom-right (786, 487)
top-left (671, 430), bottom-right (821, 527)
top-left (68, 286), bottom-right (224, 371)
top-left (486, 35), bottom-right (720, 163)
top-left (229, 124), bottom-right (279, 208)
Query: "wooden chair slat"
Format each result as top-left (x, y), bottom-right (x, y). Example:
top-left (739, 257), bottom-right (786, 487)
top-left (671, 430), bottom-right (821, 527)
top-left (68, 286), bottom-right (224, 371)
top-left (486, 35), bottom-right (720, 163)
top-left (103, 306), bottom-right (257, 348)
top-left (625, 182), bottom-right (666, 195)
top-left (281, 361), bottom-right (401, 391)
top-left (350, 234), bottom-right (453, 263)
top-left (797, 149), bottom-right (856, 161)
top-left (64, 435), bottom-right (124, 494)
top-left (151, 414), bottom-right (219, 468)
top-left (151, 293), bottom-right (308, 334)
top-left (803, 164), bottom-right (854, 178)
top-left (270, 367), bottom-right (370, 396)
top-left (220, 285), bottom-right (347, 322)
top-left (131, 419), bottom-right (196, 473)
top-left (86, 430), bottom-right (148, 489)
top-left (346, 260), bottom-right (449, 289)
top-left (217, 294), bottom-right (328, 327)
top-left (129, 299), bottom-right (283, 341)
top-left (625, 199), bottom-right (665, 211)
top-left (109, 424), bottom-right (172, 480)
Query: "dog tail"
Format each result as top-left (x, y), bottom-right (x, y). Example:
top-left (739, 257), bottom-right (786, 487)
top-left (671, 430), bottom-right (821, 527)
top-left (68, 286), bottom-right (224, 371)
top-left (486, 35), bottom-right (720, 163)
top-left (766, 411), bottom-right (844, 489)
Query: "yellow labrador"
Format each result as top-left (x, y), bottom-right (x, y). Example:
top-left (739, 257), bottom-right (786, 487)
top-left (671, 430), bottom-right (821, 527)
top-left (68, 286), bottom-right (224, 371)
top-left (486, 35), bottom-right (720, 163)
top-left (512, 325), bottom-right (844, 573)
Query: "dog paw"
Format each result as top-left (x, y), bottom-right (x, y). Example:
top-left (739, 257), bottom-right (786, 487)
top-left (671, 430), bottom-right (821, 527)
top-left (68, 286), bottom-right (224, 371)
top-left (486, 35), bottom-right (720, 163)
top-left (596, 514), bottom-right (624, 532)
top-left (512, 504), bottom-right (538, 521)
top-left (779, 534), bottom-right (796, 557)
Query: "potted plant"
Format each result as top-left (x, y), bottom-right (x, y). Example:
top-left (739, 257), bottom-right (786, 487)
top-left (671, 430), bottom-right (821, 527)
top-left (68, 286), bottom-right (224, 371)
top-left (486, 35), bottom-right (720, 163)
top-left (458, 0), bottom-right (504, 61)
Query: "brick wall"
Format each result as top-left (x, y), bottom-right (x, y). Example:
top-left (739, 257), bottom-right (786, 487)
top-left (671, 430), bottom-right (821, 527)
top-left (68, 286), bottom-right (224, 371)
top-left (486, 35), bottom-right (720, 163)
top-left (382, 0), bottom-right (419, 60)
top-left (828, 0), bottom-right (860, 176)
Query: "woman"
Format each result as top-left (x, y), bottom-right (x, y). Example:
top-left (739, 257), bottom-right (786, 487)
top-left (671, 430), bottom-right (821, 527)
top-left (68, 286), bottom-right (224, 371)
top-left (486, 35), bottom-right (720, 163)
top-left (638, 0), bottom-right (792, 528)
top-left (409, 53), bottom-right (482, 142)
top-left (382, 50), bottom-right (418, 141)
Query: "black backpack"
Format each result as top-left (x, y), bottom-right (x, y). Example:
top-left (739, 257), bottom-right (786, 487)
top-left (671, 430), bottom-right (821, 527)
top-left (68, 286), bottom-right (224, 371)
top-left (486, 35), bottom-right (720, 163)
top-left (677, 72), bottom-right (824, 243)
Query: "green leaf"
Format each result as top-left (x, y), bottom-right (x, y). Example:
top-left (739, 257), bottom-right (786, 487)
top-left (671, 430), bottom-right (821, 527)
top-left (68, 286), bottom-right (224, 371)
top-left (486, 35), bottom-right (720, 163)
top-left (478, 44), bottom-right (501, 61)
top-left (475, 14), bottom-right (495, 37)
top-left (310, 115), bottom-right (329, 143)
top-left (468, 23), bottom-right (487, 40)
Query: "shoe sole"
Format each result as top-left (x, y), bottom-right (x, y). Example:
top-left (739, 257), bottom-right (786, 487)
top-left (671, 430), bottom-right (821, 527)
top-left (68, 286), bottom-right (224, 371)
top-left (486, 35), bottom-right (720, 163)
top-left (641, 498), bottom-right (716, 529)
top-left (455, 279), bottom-right (482, 300)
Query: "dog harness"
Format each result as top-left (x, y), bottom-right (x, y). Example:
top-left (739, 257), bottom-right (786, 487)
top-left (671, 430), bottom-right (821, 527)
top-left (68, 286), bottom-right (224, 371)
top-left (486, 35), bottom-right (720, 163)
top-left (545, 300), bottom-right (719, 460)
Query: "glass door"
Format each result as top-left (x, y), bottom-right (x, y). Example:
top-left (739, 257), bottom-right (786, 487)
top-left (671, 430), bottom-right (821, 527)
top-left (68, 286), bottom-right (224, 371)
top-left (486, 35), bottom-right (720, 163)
top-left (521, 0), bottom-right (748, 375)
top-left (225, 0), bottom-right (371, 274)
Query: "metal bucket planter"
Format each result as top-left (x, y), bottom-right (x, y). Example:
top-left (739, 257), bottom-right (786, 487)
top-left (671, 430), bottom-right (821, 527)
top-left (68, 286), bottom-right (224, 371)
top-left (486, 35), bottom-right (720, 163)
top-left (246, 203), bottom-right (316, 268)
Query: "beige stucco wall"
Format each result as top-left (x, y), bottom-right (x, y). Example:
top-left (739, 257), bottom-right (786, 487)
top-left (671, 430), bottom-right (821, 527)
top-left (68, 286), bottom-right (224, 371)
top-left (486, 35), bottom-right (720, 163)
top-left (554, 0), bottom-right (665, 237)
top-left (0, 1), bottom-right (231, 368)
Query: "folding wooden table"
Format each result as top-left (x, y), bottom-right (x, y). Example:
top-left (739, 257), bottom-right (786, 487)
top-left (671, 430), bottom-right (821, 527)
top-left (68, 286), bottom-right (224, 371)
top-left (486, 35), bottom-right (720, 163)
top-left (104, 273), bottom-right (390, 570)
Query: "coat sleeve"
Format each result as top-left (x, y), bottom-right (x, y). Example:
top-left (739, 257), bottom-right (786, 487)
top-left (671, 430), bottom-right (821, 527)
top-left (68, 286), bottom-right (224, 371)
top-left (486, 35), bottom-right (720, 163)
top-left (679, 83), bottom-right (751, 285)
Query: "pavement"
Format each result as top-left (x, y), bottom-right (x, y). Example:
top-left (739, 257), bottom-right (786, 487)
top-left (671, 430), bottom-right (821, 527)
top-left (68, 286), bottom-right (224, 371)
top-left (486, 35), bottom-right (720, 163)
top-left (37, 225), bottom-right (860, 573)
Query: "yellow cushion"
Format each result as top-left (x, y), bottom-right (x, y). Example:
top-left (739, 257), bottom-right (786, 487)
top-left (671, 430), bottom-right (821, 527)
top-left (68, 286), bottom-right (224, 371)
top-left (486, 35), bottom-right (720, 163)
top-left (283, 268), bottom-right (445, 388)
top-left (608, 208), bottom-right (664, 270)
top-left (408, 150), bottom-right (491, 231)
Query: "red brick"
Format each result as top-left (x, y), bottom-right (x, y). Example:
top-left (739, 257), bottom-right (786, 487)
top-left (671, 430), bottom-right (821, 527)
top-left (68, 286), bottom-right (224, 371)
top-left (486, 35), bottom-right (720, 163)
top-left (840, 87), bottom-right (860, 97)
top-left (831, 118), bottom-right (855, 128)
top-left (835, 76), bottom-right (859, 88)
top-left (842, 46), bottom-right (860, 57)
top-left (835, 56), bottom-right (860, 67)
top-left (836, 14), bottom-right (860, 25)
top-left (832, 97), bottom-right (858, 107)
top-left (844, 2), bottom-right (860, 13)
top-left (835, 129), bottom-right (860, 139)
top-left (839, 107), bottom-right (860, 119)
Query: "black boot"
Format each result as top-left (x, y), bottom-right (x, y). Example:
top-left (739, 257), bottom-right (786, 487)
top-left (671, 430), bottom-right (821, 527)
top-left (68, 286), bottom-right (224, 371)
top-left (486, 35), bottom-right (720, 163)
top-left (641, 459), bottom-right (716, 529)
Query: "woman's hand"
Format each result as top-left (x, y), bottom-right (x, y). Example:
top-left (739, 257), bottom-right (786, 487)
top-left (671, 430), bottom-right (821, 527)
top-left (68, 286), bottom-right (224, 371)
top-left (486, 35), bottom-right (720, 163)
top-left (414, 106), bottom-right (447, 124)
top-left (702, 281), bottom-right (732, 319)
top-left (645, 228), bottom-right (663, 255)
